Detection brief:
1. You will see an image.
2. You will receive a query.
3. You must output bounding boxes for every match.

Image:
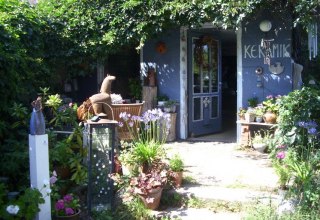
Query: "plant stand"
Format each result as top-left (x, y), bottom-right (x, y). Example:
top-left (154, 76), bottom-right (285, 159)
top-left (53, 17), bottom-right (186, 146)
top-left (142, 86), bottom-right (157, 113)
top-left (166, 113), bottom-right (177, 142)
top-left (237, 121), bottom-right (276, 146)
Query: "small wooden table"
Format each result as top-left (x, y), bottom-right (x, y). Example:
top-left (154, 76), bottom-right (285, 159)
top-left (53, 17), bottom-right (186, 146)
top-left (237, 120), bottom-right (277, 146)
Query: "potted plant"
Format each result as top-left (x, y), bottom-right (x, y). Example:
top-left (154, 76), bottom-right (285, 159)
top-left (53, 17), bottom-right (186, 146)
top-left (251, 131), bottom-right (271, 153)
top-left (254, 106), bottom-right (264, 123)
top-left (245, 108), bottom-right (255, 122)
top-left (247, 96), bottom-right (258, 108)
top-left (129, 168), bottom-right (168, 210)
top-left (237, 107), bottom-right (247, 121)
top-left (169, 154), bottom-right (184, 188)
top-left (128, 78), bottom-right (142, 102)
top-left (113, 109), bottom-right (171, 210)
top-left (49, 139), bottom-right (73, 180)
top-left (163, 100), bottom-right (177, 113)
top-left (157, 94), bottom-right (169, 107)
top-left (53, 193), bottom-right (81, 219)
top-left (262, 95), bottom-right (281, 124)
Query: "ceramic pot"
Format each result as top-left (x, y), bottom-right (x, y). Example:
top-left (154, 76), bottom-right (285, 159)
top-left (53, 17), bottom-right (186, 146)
top-left (245, 113), bottom-right (255, 122)
top-left (54, 210), bottom-right (81, 220)
top-left (253, 143), bottom-right (267, 153)
top-left (263, 111), bottom-right (277, 124)
top-left (171, 171), bottom-right (183, 188)
top-left (255, 116), bottom-right (263, 123)
top-left (139, 187), bottom-right (163, 210)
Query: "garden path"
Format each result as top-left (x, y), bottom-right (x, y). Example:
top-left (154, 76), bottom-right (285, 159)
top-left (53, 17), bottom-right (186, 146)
top-left (155, 140), bottom-right (281, 219)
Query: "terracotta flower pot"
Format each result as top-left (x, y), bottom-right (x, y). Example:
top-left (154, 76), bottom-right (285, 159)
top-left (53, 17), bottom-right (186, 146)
top-left (171, 171), bottom-right (183, 188)
top-left (138, 187), bottom-right (163, 210)
top-left (263, 111), bottom-right (277, 124)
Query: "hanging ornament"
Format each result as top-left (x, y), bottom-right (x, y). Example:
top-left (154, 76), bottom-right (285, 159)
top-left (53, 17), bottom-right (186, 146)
top-left (308, 22), bottom-right (318, 60)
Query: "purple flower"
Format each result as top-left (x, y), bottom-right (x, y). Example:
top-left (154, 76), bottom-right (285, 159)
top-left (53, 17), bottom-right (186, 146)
top-left (276, 151), bottom-right (286, 159)
top-left (50, 175), bottom-right (57, 185)
top-left (308, 127), bottom-right (317, 135)
top-left (298, 121), bottom-right (306, 128)
top-left (131, 115), bottom-right (140, 121)
top-left (128, 121), bottom-right (134, 127)
top-left (55, 200), bottom-right (64, 210)
top-left (65, 207), bottom-right (74, 215)
top-left (118, 122), bottom-right (123, 127)
top-left (119, 112), bottom-right (130, 121)
top-left (63, 194), bottom-right (73, 202)
top-left (307, 121), bottom-right (318, 128)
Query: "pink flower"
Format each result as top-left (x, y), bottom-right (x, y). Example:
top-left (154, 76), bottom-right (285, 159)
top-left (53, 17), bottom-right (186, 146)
top-left (276, 151), bottom-right (286, 159)
top-left (266, 95), bottom-right (274, 99)
top-left (69, 102), bottom-right (73, 107)
top-left (277, 145), bottom-right (286, 149)
top-left (65, 207), bottom-right (75, 215)
top-left (63, 194), bottom-right (73, 202)
top-left (55, 200), bottom-right (64, 210)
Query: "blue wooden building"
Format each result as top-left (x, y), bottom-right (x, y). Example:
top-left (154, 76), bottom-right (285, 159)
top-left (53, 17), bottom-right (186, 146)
top-left (141, 12), bottom-right (299, 142)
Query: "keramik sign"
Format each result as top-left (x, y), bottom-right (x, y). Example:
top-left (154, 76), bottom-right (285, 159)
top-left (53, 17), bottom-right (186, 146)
top-left (243, 43), bottom-right (290, 59)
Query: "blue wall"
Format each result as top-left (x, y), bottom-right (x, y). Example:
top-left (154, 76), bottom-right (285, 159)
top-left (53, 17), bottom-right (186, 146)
top-left (143, 29), bottom-right (181, 101)
top-left (241, 12), bottom-right (293, 105)
top-left (143, 29), bottom-right (181, 136)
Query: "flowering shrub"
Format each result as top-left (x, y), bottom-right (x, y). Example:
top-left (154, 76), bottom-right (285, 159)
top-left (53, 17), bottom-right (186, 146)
top-left (271, 119), bottom-right (320, 208)
top-left (54, 194), bottom-right (80, 216)
top-left (118, 109), bottom-right (170, 172)
top-left (119, 108), bottom-right (171, 145)
top-left (50, 171), bottom-right (81, 217)
top-left (0, 180), bottom-right (49, 220)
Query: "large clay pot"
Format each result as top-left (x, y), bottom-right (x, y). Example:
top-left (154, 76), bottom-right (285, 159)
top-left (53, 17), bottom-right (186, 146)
top-left (263, 111), bottom-right (277, 124)
top-left (139, 187), bottom-right (163, 210)
top-left (54, 210), bottom-right (81, 220)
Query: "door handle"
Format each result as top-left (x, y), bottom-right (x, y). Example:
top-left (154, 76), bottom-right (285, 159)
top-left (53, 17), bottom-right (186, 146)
top-left (203, 97), bottom-right (211, 108)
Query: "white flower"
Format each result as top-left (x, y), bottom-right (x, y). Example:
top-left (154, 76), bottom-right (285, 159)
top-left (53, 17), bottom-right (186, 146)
top-left (43, 179), bottom-right (49, 186)
top-left (46, 188), bottom-right (52, 194)
top-left (111, 93), bottom-right (124, 104)
top-left (6, 205), bottom-right (19, 215)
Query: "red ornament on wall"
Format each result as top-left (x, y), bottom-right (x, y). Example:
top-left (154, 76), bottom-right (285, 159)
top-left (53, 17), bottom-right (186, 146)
top-left (156, 41), bottom-right (167, 54)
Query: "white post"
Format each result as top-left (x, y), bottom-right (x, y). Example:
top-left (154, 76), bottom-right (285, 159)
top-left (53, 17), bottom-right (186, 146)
top-left (29, 134), bottom-right (51, 220)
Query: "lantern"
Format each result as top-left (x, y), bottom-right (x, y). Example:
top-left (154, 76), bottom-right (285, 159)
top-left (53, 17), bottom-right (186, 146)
top-left (83, 118), bottom-right (117, 216)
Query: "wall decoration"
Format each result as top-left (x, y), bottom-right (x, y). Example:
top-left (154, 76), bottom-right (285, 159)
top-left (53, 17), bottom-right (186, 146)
top-left (156, 41), bottom-right (167, 54)
top-left (255, 67), bottom-right (263, 75)
top-left (269, 62), bottom-right (284, 75)
top-left (194, 35), bottom-right (216, 66)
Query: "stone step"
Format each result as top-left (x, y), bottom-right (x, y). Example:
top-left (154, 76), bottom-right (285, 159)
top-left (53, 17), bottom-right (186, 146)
top-left (174, 185), bottom-right (280, 203)
top-left (155, 207), bottom-right (244, 220)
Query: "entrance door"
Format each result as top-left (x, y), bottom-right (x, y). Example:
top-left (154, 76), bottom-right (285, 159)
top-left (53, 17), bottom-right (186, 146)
top-left (188, 33), bottom-right (222, 136)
